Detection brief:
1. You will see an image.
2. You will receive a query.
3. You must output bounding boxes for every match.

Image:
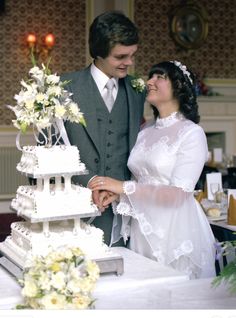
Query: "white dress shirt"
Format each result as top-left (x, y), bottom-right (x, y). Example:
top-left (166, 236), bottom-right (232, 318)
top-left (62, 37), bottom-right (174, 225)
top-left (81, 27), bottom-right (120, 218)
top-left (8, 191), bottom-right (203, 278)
top-left (90, 63), bottom-right (118, 110)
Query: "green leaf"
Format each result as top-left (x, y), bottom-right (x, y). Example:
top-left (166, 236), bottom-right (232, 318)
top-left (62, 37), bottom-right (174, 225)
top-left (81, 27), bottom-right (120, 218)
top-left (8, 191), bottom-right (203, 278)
top-left (80, 116), bottom-right (86, 127)
top-left (61, 79), bottom-right (72, 87)
top-left (20, 122), bottom-right (28, 133)
top-left (45, 57), bottom-right (52, 75)
top-left (16, 304), bottom-right (30, 309)
top-left (30, 48), bottom-right (37, 67)
top-left (212, 259), bottom-right (236, 294)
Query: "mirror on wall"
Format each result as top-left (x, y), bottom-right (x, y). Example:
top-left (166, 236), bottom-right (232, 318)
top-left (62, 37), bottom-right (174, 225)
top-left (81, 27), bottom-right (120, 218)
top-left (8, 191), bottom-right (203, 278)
top-left (170, 1), bottom-right (208, 50)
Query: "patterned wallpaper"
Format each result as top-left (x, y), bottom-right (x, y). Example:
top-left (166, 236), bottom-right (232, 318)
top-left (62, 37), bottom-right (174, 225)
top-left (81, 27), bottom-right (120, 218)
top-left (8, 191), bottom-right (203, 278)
top-left (134, 0), bottom-right (236, 79)
top-left (0, 0), bottom-right (86, 126)
top-left (0, 0), bottom-right (236, 126)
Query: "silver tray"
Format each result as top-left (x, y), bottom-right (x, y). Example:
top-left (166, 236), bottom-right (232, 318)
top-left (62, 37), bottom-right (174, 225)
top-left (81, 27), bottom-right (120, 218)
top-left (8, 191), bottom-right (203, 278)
top-left (0, 251), bottom-right (124, 279)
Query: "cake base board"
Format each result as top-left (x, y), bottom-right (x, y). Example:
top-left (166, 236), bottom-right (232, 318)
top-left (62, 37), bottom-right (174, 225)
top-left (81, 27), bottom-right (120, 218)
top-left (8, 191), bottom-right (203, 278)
top-left (94, 254), bottom-right (124, 276)
top-left (0, 256), bottom-right (23, 279)
top-left (0, 245), bottom-right (124, 279)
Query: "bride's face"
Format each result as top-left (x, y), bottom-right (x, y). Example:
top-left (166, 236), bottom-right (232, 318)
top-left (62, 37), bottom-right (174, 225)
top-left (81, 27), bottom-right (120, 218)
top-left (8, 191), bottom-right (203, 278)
top-left (146, 73), bottom-right (174, 107)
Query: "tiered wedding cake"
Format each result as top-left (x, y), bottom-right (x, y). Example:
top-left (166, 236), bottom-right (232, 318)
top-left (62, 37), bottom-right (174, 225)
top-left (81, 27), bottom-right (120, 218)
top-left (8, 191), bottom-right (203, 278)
top-left (0, 62), bottom-right (123, 276)
top-left (0, 144), bottom-right (111, 267)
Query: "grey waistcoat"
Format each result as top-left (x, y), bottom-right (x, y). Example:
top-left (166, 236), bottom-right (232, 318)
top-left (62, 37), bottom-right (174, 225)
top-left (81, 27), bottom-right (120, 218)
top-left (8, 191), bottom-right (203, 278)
top-left (96, 79), bottom-right (130, 181)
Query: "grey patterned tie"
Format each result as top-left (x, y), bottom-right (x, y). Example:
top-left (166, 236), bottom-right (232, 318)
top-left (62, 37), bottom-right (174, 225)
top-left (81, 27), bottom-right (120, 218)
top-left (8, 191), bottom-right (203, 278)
top-left (104, 78), bottom-right (115, 112)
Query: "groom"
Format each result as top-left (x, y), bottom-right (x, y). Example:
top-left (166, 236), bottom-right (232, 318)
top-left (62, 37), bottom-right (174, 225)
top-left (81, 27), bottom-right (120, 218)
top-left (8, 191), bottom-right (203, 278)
top-left (61, 11), bottom-right (145, 246)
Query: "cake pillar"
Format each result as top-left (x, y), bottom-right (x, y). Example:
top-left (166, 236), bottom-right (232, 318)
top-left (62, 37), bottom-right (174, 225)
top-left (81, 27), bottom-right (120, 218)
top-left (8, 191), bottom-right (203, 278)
top-left (64, 175), bottom-right (71, 192)
top-left (55, 176), bottom-right (61, 191)
top-left (73, 218), bottom-right (81, 235)
top-left (43, 177), bottom-right (50, 192)
top-left (43, 221), bottom-right (50, 237)
top-left (37, 178), bottom-right (43, 191)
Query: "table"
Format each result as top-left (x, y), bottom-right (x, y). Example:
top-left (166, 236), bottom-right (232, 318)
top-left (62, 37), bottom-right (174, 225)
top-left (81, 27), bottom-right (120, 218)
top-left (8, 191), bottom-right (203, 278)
top-left (209, 220), bottom-right (236, 273)
top-left (209, 219), bottom-right (236, 233)
top-left (0, 247), bottom-right (236, 309)
top-left (209, 219), bottom-right (236, 242)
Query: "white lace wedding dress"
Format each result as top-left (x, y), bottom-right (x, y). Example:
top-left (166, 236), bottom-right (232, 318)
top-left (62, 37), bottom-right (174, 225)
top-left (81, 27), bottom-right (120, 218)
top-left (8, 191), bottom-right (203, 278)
top-left (111, 112), bottom-right (216, 279)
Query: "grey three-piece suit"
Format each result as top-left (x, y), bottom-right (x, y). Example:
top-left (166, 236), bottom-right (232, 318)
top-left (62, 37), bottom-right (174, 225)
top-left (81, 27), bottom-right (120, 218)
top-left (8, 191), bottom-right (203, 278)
top-left (61, 66), bottom-right (145, 245)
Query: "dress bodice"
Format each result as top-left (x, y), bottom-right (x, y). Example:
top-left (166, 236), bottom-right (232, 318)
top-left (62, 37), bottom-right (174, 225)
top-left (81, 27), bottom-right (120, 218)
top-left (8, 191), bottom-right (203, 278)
top-left (128, 112), bottom-right (208, 191)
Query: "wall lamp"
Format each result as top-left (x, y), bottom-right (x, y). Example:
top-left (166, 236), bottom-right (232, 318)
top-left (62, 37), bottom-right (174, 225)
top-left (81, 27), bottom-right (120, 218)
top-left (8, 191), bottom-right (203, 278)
top-left (26, 33), bottom-right (55, 61)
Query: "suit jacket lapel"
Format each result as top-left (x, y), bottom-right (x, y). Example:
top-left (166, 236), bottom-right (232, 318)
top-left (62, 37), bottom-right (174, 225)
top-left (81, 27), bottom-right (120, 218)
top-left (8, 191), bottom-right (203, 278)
top-left (123, 76), bottom-right (142, 151)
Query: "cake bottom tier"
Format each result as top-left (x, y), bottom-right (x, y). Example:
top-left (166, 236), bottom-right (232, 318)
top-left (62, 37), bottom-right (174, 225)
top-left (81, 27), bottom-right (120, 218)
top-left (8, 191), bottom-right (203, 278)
top-left (0, 220), bottom-right (112, 268)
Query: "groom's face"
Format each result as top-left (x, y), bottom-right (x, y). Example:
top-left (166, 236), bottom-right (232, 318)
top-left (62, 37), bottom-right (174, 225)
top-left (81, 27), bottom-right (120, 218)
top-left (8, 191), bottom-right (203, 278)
top-left (95, 43), bottom-right (138, 79)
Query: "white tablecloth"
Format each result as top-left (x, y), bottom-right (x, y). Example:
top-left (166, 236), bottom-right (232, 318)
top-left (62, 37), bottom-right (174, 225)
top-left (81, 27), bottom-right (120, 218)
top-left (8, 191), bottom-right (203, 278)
top-left (0, 247), bottom-right (236, 310)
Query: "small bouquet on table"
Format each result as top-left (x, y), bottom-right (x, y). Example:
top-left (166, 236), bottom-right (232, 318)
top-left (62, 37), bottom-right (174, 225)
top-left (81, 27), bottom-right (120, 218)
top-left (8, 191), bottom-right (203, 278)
top-left (17, 246), bottom-right (100, 310)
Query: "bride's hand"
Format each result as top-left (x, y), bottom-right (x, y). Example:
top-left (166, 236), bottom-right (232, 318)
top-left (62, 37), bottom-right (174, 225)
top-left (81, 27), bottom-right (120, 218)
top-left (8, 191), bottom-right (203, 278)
top-left (89, 176), bottom-right (124, 195)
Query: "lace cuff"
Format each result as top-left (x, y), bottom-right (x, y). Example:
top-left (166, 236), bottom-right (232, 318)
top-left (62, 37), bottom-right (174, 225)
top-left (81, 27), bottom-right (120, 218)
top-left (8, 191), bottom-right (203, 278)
top-left (116, 194), bottom-right (137, 218)
top-left (123, 181), bottom-right (136, 195)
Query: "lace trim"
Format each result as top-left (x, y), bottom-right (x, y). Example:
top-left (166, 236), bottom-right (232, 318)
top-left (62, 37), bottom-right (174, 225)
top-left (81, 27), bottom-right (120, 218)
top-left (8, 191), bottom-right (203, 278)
top-left (137, 213), bottom-right (153, 235)
top-left (155, 111), bottom-right (184, 129)
top-left (173, 240), bottom-right (194, 260)
top-left (116, 200), bottom-right (137, 219)
top-left (123, 181), bottom-right (136, 195)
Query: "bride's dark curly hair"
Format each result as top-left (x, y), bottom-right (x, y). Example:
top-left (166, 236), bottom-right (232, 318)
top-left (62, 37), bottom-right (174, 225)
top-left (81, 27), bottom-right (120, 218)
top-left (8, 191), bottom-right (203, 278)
top-left (148, 61), bottom-right (200, 124)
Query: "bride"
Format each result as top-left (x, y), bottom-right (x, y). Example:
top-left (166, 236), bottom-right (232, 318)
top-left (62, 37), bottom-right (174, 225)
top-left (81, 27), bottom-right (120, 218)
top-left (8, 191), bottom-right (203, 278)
top-left (89, 61), bottom-right (216, 279)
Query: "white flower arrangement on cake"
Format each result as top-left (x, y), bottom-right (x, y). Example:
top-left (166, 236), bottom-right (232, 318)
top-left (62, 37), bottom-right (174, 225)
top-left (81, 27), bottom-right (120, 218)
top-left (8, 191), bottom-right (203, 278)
top-left (8, 58), bottom-right (85, 146)
top-left (17, 246), bottom-right (100, 310)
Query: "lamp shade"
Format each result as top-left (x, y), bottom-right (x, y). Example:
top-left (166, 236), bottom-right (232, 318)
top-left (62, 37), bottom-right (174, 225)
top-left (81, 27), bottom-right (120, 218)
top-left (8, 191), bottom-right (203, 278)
top-left (26, 33), bottom-right (37, 47)
top-left (45, 33), bottom-right (55, 48)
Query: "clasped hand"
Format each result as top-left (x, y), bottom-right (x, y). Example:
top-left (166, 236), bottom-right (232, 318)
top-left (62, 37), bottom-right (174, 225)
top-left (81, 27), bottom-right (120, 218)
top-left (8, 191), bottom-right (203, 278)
top-left (88, 176), bottom-right (124, 212)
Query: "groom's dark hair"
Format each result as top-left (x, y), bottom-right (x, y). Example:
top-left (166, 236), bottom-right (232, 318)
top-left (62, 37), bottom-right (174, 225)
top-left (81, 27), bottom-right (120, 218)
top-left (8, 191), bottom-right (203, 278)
top-left (89, 10), bottom-right (139, 59)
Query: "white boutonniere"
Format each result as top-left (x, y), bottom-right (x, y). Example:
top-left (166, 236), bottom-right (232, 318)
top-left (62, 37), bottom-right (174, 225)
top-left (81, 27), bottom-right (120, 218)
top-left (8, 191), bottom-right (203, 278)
top-left (131, 76), bottom-right (146, 93)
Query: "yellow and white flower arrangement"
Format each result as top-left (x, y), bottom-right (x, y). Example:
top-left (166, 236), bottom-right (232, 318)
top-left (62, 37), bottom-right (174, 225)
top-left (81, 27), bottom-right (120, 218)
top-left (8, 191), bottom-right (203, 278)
top-left (8, 60), bottom-right (85, 135)
top-left (17, 246), bottom-right (100, 310)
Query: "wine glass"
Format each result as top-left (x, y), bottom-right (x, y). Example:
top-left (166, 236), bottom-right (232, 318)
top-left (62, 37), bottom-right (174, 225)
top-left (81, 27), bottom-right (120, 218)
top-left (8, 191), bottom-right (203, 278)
top-left (210, 183), bottom-right (220, 202)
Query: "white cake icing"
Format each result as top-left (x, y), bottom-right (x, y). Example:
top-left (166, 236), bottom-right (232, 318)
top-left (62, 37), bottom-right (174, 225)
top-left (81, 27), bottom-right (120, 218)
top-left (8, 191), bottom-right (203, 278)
top-left (17, 145), bottom-right (86, 176)
top-left (12, 183), bottom-right (98, 219)
top-left (1, 220), bottom-right (111, 268)
top-left (0, 144), bottom-right (122, 273)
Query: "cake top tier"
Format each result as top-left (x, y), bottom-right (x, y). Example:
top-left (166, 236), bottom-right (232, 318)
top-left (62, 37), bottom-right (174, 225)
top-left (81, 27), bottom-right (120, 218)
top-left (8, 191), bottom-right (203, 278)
top-left (17, 145), bottom-right (87, 177)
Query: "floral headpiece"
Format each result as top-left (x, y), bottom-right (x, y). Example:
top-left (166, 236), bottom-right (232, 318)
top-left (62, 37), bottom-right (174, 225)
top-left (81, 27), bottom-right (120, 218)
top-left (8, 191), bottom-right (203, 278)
top-left (170, 60), bottom-right (193, 85)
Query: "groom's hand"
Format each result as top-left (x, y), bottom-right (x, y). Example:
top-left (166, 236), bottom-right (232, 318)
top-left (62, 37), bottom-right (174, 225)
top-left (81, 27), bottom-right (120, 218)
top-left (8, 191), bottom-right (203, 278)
top-left (102, 192), bottom-right (119, 206)
top-left (97, 191), bottom-right (119, 211)
top-left (92, 190), bottom-right (110, 212)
